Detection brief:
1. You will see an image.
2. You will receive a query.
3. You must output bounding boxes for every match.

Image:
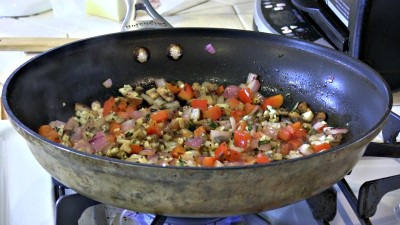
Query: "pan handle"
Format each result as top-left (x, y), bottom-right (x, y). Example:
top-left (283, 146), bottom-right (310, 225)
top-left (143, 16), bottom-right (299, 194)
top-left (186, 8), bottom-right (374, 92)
top-left (122, 0), bottom-right (173, 31)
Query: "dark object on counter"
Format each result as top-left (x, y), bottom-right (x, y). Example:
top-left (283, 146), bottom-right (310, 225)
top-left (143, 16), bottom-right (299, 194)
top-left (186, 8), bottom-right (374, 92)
top-left (255, 0), bottom-right (400, 90)
top-left (292, 0), bottom-right (400, 90)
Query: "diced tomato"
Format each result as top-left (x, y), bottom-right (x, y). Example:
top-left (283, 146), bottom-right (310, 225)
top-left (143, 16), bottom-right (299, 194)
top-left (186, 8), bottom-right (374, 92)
top-left (230, 110), bottom-right (244, 122)
top-left (165, 82), bottom-right (181, 94)
top-left (178, 83), bottom-right (194, 100)
top-left (130, 97), bottom-right (143, 106)
top-left (130, 144), bottom-right (143, 154)
top-left (215, 85), bottom-right (225, 95)
top-left (109, 122), bottom-right (122, 136)
top-left (38, 125), bottom-right (61, 143)
top-left (226, 149), bottom-right (242, 162)
top-left (146, 120), bottom-right (161, 136)
top-left (244, 103), bottom-right (257, 115)
top-left (313, 143), bottom-right (331, 152)
top-left (291, 121), bottom-right (302, 129)
top-left (202, 157), bottom-right (216, 167)
top-left (193, 126), bottom-right (207, 137)
top-left (288, 138), bottom-right (304, 150)
top-left (293, 127), bottom-right (308, 139)
top-left (203, 105), bottom-right (222, 121)
top-left (116, 111), bottom-right (129, 119)
top-left (238, 87), bottom-right (253, 104)
top-left (236, 120), bottom-right (248, 131)
top-left (252, 131), bottom-right (264, 139)
top-left (192, 99), bottom-right (208, 111)
top-left (262, 94), bottom-right (284, 110)
top-left (256, 153), bottom-right (270, 164)
top-left (117, 97), bottom-right (128, 111)
top-left (234, 130), bottom-right (251, 149)
top-left (125, 105), bottom-right (137, 114)
top-left (150, 110), bottom-right (169, 123)
top-left (171, 145), bottom-right (185, 158)
top-left (105, 134), bottom-right (116, 145)
top-left (103, 96), bottom-right (116, 116)
top-left (214, 142), bottom-right (228, 158)
top-left (278, 128), bottom-right (292, 141)
top-left (227, 98), bottom-right (243, 110)
top-left (280, 143), bottom-right (291, 155)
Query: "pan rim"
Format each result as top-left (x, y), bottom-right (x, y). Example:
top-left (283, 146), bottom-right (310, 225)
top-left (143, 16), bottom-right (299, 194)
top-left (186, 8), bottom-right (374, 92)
top-left (2, 27), bottom-right (393, 170)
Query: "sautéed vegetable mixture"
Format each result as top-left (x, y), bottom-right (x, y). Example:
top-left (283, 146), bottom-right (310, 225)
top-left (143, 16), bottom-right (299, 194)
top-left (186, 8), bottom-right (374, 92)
top-left (38, 73), bottom-right (348, 167)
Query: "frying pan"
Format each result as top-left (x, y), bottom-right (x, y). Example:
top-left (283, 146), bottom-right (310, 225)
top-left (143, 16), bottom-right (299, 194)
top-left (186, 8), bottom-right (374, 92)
top-left (1, 0), bottom-right (392, 218)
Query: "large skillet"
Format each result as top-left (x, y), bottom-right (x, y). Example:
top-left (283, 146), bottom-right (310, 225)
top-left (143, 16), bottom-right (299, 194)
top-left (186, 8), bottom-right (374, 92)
top-left (1, 0), bottom-right (392, 218)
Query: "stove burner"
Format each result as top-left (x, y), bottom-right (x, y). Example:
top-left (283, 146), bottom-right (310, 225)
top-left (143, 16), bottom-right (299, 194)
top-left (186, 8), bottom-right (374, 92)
top-left (77, 204), bottom-right (251, 225)
top-left (54, 188), bottom-right (271, 225)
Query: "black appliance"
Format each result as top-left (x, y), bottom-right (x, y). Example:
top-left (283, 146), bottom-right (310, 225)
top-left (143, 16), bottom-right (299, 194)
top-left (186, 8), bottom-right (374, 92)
top-left (254, 0), bottom-right (400, 90)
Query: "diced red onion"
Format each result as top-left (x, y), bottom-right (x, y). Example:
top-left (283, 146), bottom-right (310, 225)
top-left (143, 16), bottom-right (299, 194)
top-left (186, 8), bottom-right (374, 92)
top-left (89, 132), bottom-right (111, 153)
top-left (102, 78), bottom-right (113, 88)
top-left (230, 117), bottom-right (237, 131)
top-left (228, 145), bottom-right (244, 153)
top-left (249, 139), bottom-right (259, 149)
top-left (169, 158), bottom-right (178, 166)
top-left (64, 117), bottom-right (78, 130)
top-left (147, 154), bottom-right (159, 164)
top-left (299, 144), bottom-right (313, 156)
top-left (121, 119), bottom-right (136, 133)
top-left (247, 73), bottom-right (258, 83)
top-left (70, 127), bottom-right (83, 143)
top-left (262, 126), bottom-right (279, 139)
top-left (214, 160), bottom-right (224, 167)
top-left (73, 140), bottom-right (95, 154)
top-left (204, 44), bottom-right (216, 54)
top-left (185, 137), bottom-right (203, 149)
top-left (223, 85), bottom-right (240, 99)
top-left (155, 78), bottom-right (166, 88)
top-left (130, 110), bottom-right (146, 120)
top-left (247, 79), bottom-right (261, 93)
top-left (259, 143), bottom-right (271, 151)
top-left (313, 121), bottom-right (327, 131)
top-left (210, 130), bottom-right (230, 142)
top-left (323, 127), bottom-right (349, 135)
top-left (248, 105), bottom-right (260, 116)
top-left (49, 120), bottom-right (65, 129)
top-left (139, 149), bottom-right (156, 156)
top-left (218, 120), bottom-right (232, 129)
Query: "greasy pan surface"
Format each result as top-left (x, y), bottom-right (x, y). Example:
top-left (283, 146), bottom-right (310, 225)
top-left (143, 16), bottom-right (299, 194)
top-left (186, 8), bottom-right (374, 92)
top-left (2, 28), bottom-right (392, 217)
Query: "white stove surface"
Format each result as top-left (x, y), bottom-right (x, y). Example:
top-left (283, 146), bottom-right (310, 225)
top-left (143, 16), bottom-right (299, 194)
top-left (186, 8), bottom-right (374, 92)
top-left (1, 119), bottom-right (400, 225)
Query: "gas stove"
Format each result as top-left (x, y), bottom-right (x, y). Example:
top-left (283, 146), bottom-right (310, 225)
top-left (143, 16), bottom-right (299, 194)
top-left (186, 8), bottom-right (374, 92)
top-left (1, 115), bottom-right (400, 225)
